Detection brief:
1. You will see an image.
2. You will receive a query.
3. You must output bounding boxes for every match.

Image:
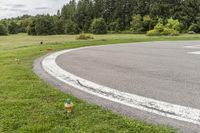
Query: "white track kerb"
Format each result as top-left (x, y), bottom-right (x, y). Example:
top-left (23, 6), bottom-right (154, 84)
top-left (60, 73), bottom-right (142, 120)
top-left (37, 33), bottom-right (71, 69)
top-left (42, 46), bottom-right (200, 125)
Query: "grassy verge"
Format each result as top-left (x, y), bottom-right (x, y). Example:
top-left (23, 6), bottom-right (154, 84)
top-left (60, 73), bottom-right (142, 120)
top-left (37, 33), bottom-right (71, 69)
top-left (1, 33), bottom-right (199, 133)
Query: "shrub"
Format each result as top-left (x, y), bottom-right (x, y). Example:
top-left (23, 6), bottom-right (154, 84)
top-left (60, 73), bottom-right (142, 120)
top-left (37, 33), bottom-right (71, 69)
top-left (188, 31), bottom-right (196, 34)
top-left (154, 23), bottom-right (165, 32)
top-left (170, 30), bottom-right (179, 36)
top-left (143, 15), bottom-right (154, 31)
top-left (146, 23), bottom-right (165, 36)
top-left (147, 27), bottom-right (179, 36)
top-left (146, 29), bottom-right (160, 36)
top-left (161, 28), bottom-right (172, 35)
top-left (188, 24), bottom-right (200, 33)
top-left (0, 24), bottom-right (8, 36)
top-left (146, 18), bottom-right (180, 36)
top-left (161, 28), bottom-right (179, 36)
top-left (165, 18), bottom-right (180, 31)
top-left (91, 18), bottom-right (107, 34)
top-left (108, 22), bottom-right (119, 32)
top-left (76, 34), bottom-right (94, 40)
top-left (130, 14), bottom-right (143, 33)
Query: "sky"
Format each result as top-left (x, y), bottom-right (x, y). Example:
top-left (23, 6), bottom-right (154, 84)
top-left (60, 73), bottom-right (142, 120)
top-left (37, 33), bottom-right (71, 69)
top-left (0, 0), bottom-right (69, 19)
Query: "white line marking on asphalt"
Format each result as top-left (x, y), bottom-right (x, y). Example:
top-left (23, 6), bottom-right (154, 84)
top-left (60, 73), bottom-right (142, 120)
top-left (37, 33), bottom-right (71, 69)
top-left (42, 47), bottom-right (200, 125)
top-left (184, 45), bottom-right (200, 49)
top-left (188, 51), bottom-right (200, 55)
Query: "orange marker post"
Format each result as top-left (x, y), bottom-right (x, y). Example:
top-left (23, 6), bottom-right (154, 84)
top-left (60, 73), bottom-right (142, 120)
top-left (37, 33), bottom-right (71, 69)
top-left (65, 99), bottom-right (73, 113)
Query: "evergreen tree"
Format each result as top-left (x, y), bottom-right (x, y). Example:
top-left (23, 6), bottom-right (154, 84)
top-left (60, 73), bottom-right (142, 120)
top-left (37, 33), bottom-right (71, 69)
top-left (54, 17), bottom-right (65, 34)
top-left (75, 0), bottom-right (94, 32)
top-left (3, 0), bottom-right (200, 34)
top-left (61, 0), bottom-right (76, 21)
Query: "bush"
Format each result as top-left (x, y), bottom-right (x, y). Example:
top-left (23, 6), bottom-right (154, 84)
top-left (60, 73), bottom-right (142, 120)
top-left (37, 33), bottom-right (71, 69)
top-left (91, 18), bottom-right (107, 34)
top-left (154, 23), bottom-right (165, 32)
top-left (188, 24), bottom-right (200, 33)
top-left (161, 28), bottom-right (179, 36)
top-left (146, 18), bottom-right (180, 36)
top-left (146, 29), bottom-right (160, 36)
top-left (130, 15), bottom-right (155, 33)
top-left (142, 15), bottom-right (154, 31)
top-left (188, 31), bottom-right (196, 34)
top-left (166, 18), bottom-right (180, 31)
top-left (76, 34), bottom-right (94, 40)
top-left (146, 22), bottom-right (165, 36)
top-left (0, 24), bottom-right (8, 36)
top-left (147, 28), bottom-right (179, 36)
top-left (130, 14), bottom-right (143, 33)
top-left (108, 22), bottom-right (119, 32)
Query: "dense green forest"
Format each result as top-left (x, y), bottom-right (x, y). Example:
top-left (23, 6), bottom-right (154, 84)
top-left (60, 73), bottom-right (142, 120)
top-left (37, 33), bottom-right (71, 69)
top-left (0, 0), bottom-right (200, 35)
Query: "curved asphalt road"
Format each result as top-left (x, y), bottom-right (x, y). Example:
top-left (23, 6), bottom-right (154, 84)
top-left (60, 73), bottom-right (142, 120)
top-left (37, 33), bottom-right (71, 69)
top-left (34, 41), bottom-right (200, 133)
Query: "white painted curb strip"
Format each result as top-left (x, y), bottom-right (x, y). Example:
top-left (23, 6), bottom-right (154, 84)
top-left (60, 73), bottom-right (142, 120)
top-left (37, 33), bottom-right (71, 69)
top-left (42, 47), bottom-right (200, 125)
top-left (184, 45), bottom-right (200, 49)
top-left (188, 51), bottom-right (200, 55)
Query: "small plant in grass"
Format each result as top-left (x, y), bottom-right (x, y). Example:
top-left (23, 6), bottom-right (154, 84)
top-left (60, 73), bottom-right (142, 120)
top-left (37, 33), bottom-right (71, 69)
top-left (76, 34), bottom-right (94, 40)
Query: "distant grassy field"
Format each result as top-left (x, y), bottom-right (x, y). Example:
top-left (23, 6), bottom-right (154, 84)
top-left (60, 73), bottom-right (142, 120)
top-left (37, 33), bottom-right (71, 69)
top-left (1, 33), bottom-right (200, 133)
top-left (1, 33), bottom-right (200, 49)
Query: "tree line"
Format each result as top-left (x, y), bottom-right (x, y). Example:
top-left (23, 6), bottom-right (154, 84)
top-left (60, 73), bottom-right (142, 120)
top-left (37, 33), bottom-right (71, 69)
top-left (0, 0), bottom-right (200, 36)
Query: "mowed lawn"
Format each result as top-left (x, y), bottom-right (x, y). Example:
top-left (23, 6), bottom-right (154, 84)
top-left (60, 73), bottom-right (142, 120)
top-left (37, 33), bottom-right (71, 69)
top-left (1, 33), bottom-right (200, 133)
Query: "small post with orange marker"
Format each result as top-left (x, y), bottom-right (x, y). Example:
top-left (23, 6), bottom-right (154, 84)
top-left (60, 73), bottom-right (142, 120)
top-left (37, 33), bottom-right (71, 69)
top-left (64, 99), bottom-right (73, 113)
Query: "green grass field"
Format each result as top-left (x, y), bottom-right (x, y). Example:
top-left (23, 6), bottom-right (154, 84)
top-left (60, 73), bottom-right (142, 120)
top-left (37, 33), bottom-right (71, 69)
top-left (1, 33), bottom-right (200, 133)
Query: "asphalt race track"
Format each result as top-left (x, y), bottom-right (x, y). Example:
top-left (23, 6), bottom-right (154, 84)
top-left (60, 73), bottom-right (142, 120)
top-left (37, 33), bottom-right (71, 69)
top-left (34, 41), bottom-right (200, 133)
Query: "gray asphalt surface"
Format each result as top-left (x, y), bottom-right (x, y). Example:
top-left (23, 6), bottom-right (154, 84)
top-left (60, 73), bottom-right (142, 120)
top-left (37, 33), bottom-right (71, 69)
top-left (57, 41), bottom-right (200, 109)
top-left (34, 41), bottom-right (200, 133)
